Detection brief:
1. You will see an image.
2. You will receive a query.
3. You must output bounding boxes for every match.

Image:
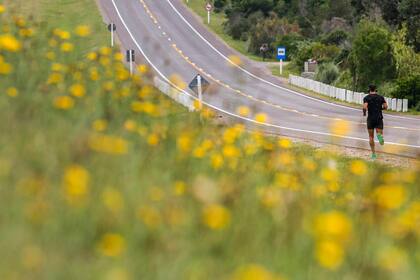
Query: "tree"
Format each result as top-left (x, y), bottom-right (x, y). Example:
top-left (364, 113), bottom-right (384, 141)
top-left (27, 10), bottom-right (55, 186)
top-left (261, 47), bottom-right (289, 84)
top-left (399, 0), bottom-right (420, 51)
top-left (349, 20), bottom-right (396, 91)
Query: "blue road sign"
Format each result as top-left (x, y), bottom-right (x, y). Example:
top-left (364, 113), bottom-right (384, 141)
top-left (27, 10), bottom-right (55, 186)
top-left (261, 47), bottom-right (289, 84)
top-left (277, 47), bottom-right (286, 60)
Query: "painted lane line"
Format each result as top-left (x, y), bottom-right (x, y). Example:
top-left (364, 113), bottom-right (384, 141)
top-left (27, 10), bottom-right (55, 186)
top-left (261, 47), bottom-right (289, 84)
top-left (109, 0), bottom-right (419, 149)
top-left (165, 0), bottom-right (420, 122)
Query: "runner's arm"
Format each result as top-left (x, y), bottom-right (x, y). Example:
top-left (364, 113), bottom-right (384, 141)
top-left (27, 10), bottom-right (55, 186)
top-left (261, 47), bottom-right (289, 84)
top-left (363, 102), bottom-right (368, 116)
top-left (382, 98), bottom-right (388, 110)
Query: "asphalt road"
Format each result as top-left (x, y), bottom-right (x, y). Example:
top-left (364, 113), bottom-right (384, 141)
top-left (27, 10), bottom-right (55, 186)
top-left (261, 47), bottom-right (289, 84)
top-left (98, 0), bottom-right (420, 157)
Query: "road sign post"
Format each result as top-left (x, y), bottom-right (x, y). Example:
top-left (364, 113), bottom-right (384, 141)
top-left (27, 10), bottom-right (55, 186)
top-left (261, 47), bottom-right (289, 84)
top-left (277, 47), bottom-right (286, 76)
top-left (108, 23), bottom-right (117, 47)
top-left (189, 74), bottom-right (210, 110)
top-left (126, 49), bottom-right (135, 76)
top-left (205, 3), bottom-right (213, 24)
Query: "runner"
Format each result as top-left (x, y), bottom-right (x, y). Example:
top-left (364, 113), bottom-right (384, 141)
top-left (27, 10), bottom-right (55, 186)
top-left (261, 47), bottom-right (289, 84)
top-left (363, 85), bottom-right (388, 159)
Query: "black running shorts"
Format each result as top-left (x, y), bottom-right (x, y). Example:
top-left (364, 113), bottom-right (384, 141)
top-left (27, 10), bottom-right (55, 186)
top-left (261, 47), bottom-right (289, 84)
top-left (367, 118), bottom-right (384, 130)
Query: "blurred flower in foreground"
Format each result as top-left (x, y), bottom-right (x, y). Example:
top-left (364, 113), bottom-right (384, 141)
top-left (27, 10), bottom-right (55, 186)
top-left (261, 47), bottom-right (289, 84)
top-left (350, 160), bottom-right (367, 176)
top-left (372, 185), bottom-right (407, 210)
top-left (74, 25), bottom-right (91, 37)
top-left (53, 96), bottom-right (74, 110)
top-left (237, 106), bottom-right (250, 117)
top-left (330, 119), bottom-right (351, 136)
top-left (255, 113), bottom-right (268, 123)
top-left (69, 83), bottom-right (86, 98)
top-left (232, 264), bottom-right (284, 280)
top-left (314, 211), bottom-right (352, 243)
top-left (102, 187), bottom-right (124, 214)
top-left (88, 134), bottom-right (128, 155)
top-left (98, 233), bottom-right (126, 257)
top-left (0, 5), bottom-right (5, 14)
top-left (92, 119), bottom-right (108, 132)
top-left (169, 73), bottom-right (186, 90)
top-left (228, 55), bottom-right (242, 67)
top-left (6, 87), bottom-right (18, 97)
top-left (63, 164), bottom-right (90, 203)
top-left (315, 240), bottom-right (344, 270)
top-left (0, 34), bottom-right (22, 52)
top-left (202, 204), bottom-right (231, 230)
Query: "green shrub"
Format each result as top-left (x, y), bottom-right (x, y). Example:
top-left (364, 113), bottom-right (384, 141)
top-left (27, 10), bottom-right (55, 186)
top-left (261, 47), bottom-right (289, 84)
top-left (392, 75), bottom-right (420, 110)
top-left (315, 63), bottom-right (340, 85)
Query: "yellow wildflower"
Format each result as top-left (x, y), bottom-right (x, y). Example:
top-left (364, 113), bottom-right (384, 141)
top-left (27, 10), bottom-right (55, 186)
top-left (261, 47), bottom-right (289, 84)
top-left (0, 34), bottom-right (22, 52)
top-left (202, 204), bottom-right (231, 230)
top-left (53, 96), bottom-right (74, 110)
top-left (114, 52), bottom-right (123, 61)
top-left (0, 61), bottom-right (12, 74)
top-left (372, 185), bottom-right (406, 210)
top-left (19, 28), bottom-right (34, 37)
top-left (138, 85), bottom-right (153, 99)
top-left (88, 134), bottom-right (128, 155)
top-left (228, 55), bottom-right (242, 66)
top-left (60, 42), bottom-right (74, 52)
top-left (137, 64), bottom-right (149, 74)
top-left (211, 154), bottom-right (224, 170)
top-left (147, 133), bottom-right (160, 146)
top-left (258, 187), bottom-right (282, 209)
top-left (223, 145), bottom-right (240, 158)
top-left (47, 72), bottom-right (63, 85)
top-left (177, 134), bottom-right (192, 153)
top-left (74, 25), bottom-right (91, 37)
top-left (314, 211), bottom-right (352, 244)
top-left (278, 138), bottom-right (292, 149)
top-left (69, 83), bottom-right (86, 98)
top-left (100, 46), bottom-right (112, 56)
top-left (255, 113), bottom-right (267, 123)
top-left (90, 68), bottom-right (100, 81)
top-left (6, 87), bottom-right (18, 97)
top-left (237, 106), bottom-right (250, 117)
top-left (232, 264), bottom-right (281, 280)
top-left (169, 73), bottom-right (187, 90)
top-left (54, 29), bottom-right (70, 40)
top-left (124, 120), bottom-right (137, 132)
top-left (350, 160), bottom-right (367, 176)
top-left (98, 233), bottom-right (126, 257)
top-left (173, 181), bottom-right (186, 196)
top-left (86, 52), bottom-right (98, 61)
top-left (315, 241), bottom-right (344, 270)
top-left (63, 164), bottom-right (89, 201)
top-left (330, 119), bottom-right (351, 136)
top-left (45, 51), bottom-right (56, 60)
top-left (0, 5), bottom-right (5, 14)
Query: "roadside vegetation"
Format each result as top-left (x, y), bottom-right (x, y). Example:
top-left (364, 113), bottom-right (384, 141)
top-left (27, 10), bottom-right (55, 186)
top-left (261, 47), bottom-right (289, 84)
top-left (185, 0), bottom-right (420, 111)
top-left (0, 1), bottom-right (419, 279)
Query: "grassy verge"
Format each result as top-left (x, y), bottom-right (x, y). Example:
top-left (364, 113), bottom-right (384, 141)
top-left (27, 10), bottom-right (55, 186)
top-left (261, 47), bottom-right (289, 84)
top-left (0, 1), bottom-right (419, 279)
top-left (270, 62), bottom-right (300, 79)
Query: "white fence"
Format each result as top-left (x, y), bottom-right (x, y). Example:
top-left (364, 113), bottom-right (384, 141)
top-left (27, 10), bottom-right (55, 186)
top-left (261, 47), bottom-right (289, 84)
top-left (289, 75), bottom-right (408, 112)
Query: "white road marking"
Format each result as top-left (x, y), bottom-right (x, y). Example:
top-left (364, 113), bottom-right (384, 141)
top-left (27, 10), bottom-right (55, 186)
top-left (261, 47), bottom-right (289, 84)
top-left (109, 0), bottom-right (420, 149)
top-left (165, 0), bottom-right (420, 122)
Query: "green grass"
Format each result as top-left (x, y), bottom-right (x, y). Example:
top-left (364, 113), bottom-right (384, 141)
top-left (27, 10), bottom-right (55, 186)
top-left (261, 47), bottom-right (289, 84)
top-left (183, 0), bottom-right (276, 62)
top-left (0, 0), bottom-right (419, 279)
top-left (270, 62), bottom-right (300, 79)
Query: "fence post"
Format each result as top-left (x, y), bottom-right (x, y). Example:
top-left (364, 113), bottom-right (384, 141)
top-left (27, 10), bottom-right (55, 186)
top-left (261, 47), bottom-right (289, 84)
top-left (403, 99), bottom-right (408, 112)
top-left (391, 98), bottom-right (397, 111)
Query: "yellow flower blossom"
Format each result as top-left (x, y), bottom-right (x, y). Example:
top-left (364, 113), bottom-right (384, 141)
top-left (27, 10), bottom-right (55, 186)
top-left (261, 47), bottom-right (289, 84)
top-left (100, 46), bottom-right (112, 56)
top-left (54, 29), bottom-right (70, 40)
top-left (314, 211), bottom-right (352, 244)
top-left (173, 181), bottom-right (186, 196)
top-left (169, 73), bottom-right (187, 90)
top-left (114, 52), bottom-right (124, 61)
top-left (232, 264), bottom-right (282, 280)
top-left (278, 138), bottom-right (292, 149)
top-left (223, 145), bottom-right (240, 158)
top-left (372, 185), bottom-right (407, 210)
top-left (315, 240), bottom-right (344, 270)
top-left (69, 83), bottom-right (86, 98)
top-left (6, 87), bottom-right (18, 97)
top-left (138, 85), bottom-right (153, 99)
top-left (124, 120), bottom-right (137, 132)
top-left (47, 72), bottom-right (63, 85)
top-left (45, 51), bottom-right (56, 60)
top-left (255, 113), bottom-right (268, 123)
top-left (86, 52), bottom-right (98, 61)
top-left (98, 233), bottom-right (126, 257)
top-left (60, 42), bottom-right (74, 52)
top-left (74, 25), bottom-right (91, 37)
top-left (0, 61), bottom-right (12, 74)
top-left (177, 134), bottom-right (192, 153)
top-left (0, 5), bottom-right (5, 14)
top-left (211, 154), bottom-right (224, 170)
top-left (330, 119), bottom-right (351, 136)
top-left (237, 106), bottom-right (250, 117)
top-left (202, 204), bottom-right (231, 230)
top-left (258, 187), bottom-right (282, 209)
top-left (63, 164), bottom-right (89, 201)
top-left (0, 34), bottom-right (22, 52)
top-left (137, 64), bottom-right (149, 74)
top-left (19, 28), bottom-right (34, 37)
top-left (350, 160), bottom-right (367, 176)
top-left (228, 55), bottom-right (242, 66)
top-left (53, 96), bottom-right (74, 110)
top-left (88, 134), bottom-right (129, 155)
top-left (147, 133), bottom-right (160, 146)
top-left (90, 68), bottom-right (100, 81)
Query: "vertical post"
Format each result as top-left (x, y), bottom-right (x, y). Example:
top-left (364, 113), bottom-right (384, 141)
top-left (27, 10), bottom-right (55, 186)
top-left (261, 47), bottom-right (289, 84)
top-left (197, 74), bottom-right (203, 109)
top-left (111, 27), bottom-right (114, 47)
top-left (207, 11), bottom-right (210, 24)
top-left (279, 59), bottom-right (283, 76)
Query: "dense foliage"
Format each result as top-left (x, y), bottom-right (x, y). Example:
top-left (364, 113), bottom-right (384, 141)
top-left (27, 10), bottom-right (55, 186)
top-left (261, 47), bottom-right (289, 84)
top-left (212, 0), bottom-right (420, 109)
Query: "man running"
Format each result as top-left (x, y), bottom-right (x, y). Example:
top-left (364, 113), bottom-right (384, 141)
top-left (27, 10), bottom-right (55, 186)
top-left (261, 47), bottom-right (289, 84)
top-left (363, 85), bottom-right (388, 159)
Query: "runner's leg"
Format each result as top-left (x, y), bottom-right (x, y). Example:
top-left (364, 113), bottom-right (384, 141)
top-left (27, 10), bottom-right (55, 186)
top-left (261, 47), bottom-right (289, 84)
top-left (376, 127), bottom-right (384, 145)
top-left (368, 129), bottom-right (375, 155)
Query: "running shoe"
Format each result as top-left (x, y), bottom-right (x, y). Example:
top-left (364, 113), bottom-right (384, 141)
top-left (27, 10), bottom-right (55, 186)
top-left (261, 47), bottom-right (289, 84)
top-left (371, 153), bottom-right (377, 160)
top-left (377, 134), bottom-right (384, 145)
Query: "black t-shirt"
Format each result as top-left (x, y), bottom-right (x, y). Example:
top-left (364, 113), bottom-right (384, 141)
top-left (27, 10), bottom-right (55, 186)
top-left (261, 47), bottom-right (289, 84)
top-left (363, 94), bottom-right (386, 120)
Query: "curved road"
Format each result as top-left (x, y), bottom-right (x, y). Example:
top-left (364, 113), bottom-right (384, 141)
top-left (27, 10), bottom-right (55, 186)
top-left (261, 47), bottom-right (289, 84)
top-left (97, 0), bottom-right (420, 157)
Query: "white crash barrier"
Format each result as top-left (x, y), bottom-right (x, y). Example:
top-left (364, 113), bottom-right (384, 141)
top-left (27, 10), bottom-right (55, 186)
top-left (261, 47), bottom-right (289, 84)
top-left (153, 76), bottom-right (195, 111)
top-left (289, 75), bottom-right (408, 112)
